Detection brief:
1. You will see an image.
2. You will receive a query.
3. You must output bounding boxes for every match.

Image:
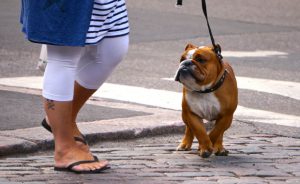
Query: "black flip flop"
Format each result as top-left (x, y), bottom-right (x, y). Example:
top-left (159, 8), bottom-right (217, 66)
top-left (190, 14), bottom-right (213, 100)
top-left (54, 156), bottom-right (110, 174)
top-left (41, 118), bottom-right (88, 145)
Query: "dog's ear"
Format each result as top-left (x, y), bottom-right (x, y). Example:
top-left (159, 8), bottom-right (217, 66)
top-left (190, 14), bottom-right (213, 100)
top-left (185, 43), bottom-right (197, 51)
top-left (180, 55), bottom-right (186, 62)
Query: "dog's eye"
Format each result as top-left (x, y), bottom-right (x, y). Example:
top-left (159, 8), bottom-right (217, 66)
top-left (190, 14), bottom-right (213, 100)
top-left (194, 55), bottom-right (206, 64)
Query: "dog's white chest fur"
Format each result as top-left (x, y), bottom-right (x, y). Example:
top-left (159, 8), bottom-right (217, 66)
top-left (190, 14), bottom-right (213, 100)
top-left (186, 92), bottom-right (221, 121)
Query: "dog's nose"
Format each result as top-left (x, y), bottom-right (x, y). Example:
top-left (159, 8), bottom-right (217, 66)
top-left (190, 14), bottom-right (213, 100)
top-left (175, 60), bottom-right (193, 82)
top-left (180, 59), bottom-right (193, 67)
top-left (174, 71), bottom-right (180, 82)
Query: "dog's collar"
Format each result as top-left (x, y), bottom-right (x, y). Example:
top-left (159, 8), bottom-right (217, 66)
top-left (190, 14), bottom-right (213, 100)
top-left (195, 69), bottom-right (228, 94)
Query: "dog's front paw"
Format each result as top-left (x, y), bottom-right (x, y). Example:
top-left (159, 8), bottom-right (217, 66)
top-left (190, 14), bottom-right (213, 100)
top-left (176, 143), bottom-right (192, 151)
top-left (215, 149), bottom-right (229, 156)
top-left (199, 150), bottom-right (213, 158)
top-left (213, 144), bottom-right (229, 156)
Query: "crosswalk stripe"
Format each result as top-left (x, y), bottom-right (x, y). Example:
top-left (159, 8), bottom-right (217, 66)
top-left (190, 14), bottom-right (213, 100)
top-left (162, 77), bottom-right (300, 101)
top-left (0, 76), bottom-right (299, 127)
top-left (237, 77), bottom-right (300, 100)
top-left (222, 50), bottom-right (288, 58)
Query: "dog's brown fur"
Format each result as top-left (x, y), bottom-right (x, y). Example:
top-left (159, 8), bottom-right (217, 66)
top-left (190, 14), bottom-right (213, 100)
top-left (175, 44), bottom-right (238, 158)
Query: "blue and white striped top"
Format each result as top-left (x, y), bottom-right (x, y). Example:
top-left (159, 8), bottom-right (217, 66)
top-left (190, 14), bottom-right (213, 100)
top-left (85, 0), bottom-right (130, 44)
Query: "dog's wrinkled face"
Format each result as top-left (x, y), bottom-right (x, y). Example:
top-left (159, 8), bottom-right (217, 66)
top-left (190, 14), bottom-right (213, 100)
top-left (175, 44), bottom-right (221, 91)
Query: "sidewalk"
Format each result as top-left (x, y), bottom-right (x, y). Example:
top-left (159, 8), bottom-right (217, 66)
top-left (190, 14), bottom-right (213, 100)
top-left (0, 85), bottom-right (184, 156)
top-left (0, 86), bottom-right (300, 183)
top-left (0, 133), bottom-right (300, 183)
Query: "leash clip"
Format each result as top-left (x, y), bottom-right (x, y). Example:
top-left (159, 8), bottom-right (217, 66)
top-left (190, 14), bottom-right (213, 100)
top-left (175, 0), bottom-right (183, 8)
top-left (176, 0), bottom-right (183, 6)
top-left (214, 44), bottom-right (223, 61)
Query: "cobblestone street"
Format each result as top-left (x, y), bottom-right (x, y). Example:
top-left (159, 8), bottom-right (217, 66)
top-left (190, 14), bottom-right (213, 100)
top-left (1, 133), bottom-right (299, 184)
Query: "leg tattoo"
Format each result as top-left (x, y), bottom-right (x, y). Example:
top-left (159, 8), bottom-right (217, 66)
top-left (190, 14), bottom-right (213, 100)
top-left (46, 99), bottom-right (55, 110)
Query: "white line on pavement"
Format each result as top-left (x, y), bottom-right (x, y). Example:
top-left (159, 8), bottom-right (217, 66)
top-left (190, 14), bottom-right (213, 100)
top-left (237, 77), bottom-right (300, 100)
top-left (162, 77), bottom-right (300, 101)
top-left (222, 50), bottom-right (288, 58)
top-left (0, 76), bottom-right (299, 127)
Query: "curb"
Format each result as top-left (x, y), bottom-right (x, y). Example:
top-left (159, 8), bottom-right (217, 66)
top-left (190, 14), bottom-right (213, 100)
top-left (0, 135), bottom-right (38, 156)
top-left (0, 86), bottom-right (186, 157)
top-left (0, 121), bottom-right (185, 157)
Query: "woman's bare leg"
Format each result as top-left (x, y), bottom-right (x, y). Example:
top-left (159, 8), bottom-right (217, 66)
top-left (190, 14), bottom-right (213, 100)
top-left (70, 81), bottom-right (97, 137)
top-left (44, 99), bottom-right (107, 171)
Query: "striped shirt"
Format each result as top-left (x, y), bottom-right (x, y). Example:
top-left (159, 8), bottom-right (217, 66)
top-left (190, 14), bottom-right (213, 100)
top-left (85, 0), bottom-right (130, 44)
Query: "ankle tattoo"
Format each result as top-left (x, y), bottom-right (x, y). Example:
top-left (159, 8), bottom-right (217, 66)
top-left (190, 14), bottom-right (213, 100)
top-left (46, 99), bottom-right (55, 110)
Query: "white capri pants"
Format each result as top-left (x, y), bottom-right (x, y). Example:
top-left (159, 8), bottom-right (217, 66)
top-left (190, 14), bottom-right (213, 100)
top-left (43, 36), bottom-right (129, 101)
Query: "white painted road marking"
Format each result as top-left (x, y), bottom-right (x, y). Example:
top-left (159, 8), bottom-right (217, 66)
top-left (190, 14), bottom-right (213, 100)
top-left (163, 77), bottom-right (300, 101)
top-left (222, 50), bottom-right (288, 58)
top-left (237, 77), bottom-right (300, 101)
top-left (0, 76), bottom-right (299, 127)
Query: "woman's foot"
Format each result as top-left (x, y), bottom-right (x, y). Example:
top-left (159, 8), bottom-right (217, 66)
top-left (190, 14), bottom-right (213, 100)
top-left (54, 145), bottom-right (109, 173)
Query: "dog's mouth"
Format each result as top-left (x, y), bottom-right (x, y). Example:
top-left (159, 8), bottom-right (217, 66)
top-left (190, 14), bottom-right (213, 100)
top-left (175, 66), bottom-right (194, 82)
top-left (175, 65), bottom-right (205, 83)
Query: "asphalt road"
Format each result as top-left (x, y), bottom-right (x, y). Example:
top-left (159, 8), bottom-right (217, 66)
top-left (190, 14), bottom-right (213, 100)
top-left (0, 0), bottom-right (300, 130)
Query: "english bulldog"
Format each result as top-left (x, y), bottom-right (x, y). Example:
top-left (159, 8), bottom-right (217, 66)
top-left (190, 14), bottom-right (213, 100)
top-left (174, 44), bottom-right (238, 158)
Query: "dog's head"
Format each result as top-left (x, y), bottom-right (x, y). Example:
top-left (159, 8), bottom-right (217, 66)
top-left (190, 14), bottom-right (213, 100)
top-left (174, 44), bottom-right (223, 91)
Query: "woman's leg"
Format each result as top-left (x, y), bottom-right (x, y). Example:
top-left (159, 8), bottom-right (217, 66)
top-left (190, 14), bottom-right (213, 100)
top-left (43, 36), bottom-right (129, 140)
top-left (43, 45), bottom-right (108, 171)
top-left (72, 82), bottom-right (96, 125)
top-left (71, 36), bottom-right (129, 126)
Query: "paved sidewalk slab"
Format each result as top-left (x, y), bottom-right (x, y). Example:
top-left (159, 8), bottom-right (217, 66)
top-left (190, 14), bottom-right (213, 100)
top-left (0, 133), bottom-right (299, 183)
top-left (0, 89), bottom-right (149, 131)
top-left (0, 101), bottom-right (184, 156)
top-left (0, 85), bottom-right (184, 156)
